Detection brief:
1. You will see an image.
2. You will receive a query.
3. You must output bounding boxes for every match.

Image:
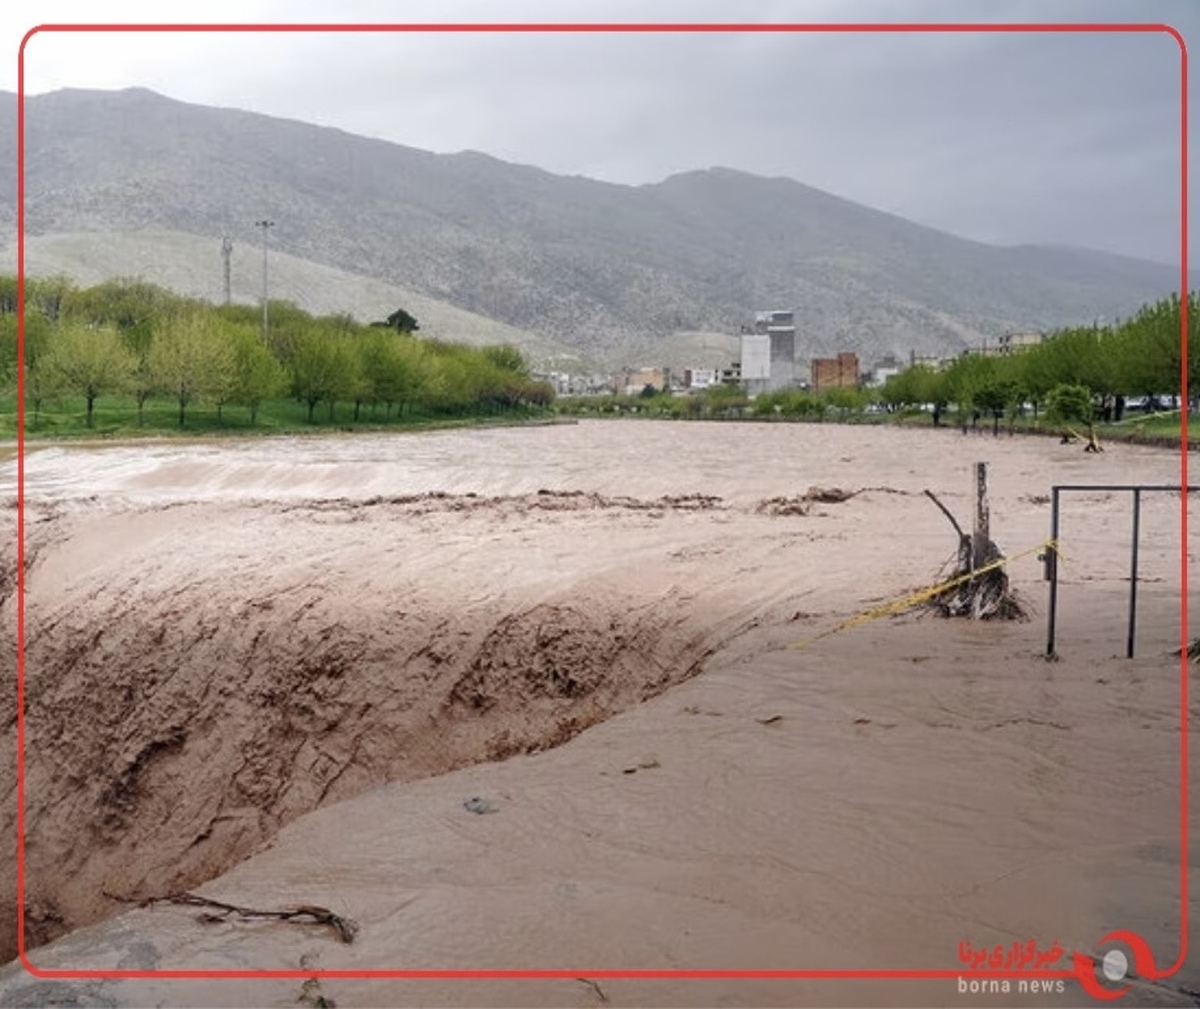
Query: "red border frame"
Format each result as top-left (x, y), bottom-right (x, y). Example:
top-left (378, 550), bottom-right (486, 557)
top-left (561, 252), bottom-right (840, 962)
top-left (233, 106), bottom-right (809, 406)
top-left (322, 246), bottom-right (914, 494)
top-left (13, 21), bottom-right (1190, 992)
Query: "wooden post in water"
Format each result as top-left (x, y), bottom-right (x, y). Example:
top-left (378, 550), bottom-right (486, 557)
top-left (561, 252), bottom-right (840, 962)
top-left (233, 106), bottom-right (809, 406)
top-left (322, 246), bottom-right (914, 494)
top-left (972, 462), bottom-right (990, 573)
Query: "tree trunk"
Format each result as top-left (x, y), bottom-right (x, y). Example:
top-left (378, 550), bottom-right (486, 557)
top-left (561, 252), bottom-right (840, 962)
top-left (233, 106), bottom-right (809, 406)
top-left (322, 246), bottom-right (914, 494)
top-left (86, 394), bottom-right (95, 429)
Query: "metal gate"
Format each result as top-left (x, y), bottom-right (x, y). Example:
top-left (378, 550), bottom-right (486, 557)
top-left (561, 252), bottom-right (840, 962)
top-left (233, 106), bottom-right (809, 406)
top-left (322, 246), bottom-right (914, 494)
top-left (1043, 484), bottom-right (1197, 658)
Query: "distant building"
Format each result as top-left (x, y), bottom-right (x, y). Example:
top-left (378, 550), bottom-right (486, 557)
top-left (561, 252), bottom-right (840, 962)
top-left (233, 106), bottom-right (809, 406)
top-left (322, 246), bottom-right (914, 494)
top-left (682, 368), bottom-right (721, 390)
top-left (997, 331), bottom-right (1045, 353)
top-left (865, 364), bottom-right (902, 388)
top-left (811, 352), bottom-right (860, 392)
top-left (740, 332), bottom-right (771, 390)
top-left (967, 331), bottom-right (1046, 357)
top-left (531, 371), bottom-right (614, 396)
top-left (740, 309), bottom-right (797, 394)
top-left (864, 355), bottom-right (903, 387)
top-left (622, 366), bottom-right (666, 395)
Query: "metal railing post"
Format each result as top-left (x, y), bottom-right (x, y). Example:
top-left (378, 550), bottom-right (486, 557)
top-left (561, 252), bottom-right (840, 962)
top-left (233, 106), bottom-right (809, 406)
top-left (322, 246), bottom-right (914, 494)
top-left (1042, 484), bottom-right (1195, 659)
top-left (1127, 488), bottom-right (1141, 658)
top-left (1046, 487), bottom-right (1060, 658)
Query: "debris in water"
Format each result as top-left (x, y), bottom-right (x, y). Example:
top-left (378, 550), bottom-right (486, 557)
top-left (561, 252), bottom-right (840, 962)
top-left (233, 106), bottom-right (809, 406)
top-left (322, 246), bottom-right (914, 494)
top-left (300, 977), bottom-right (336, 1008)
top-left (164, 892), bottom-right (358, 944)
top-left (576, 977), bottom-right (610, 1003)
top-left (922, 484), bottom-right (1026, 621)
top-left (1174, 639), bottom-right (1200, 661)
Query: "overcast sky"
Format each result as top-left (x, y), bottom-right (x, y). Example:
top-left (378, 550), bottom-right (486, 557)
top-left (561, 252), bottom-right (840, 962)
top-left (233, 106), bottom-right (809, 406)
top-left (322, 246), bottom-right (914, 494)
top-left (3, 0), bottom-right (1194, 266)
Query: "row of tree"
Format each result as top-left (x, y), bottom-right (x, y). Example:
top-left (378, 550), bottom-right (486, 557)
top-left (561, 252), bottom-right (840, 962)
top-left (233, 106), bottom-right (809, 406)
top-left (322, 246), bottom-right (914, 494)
top-left (0, 276), bottom-right (555, 428)
top-left (879, 293), bottom-right (1197, 428)
top-left (556, 381), bottom-right (876, 420)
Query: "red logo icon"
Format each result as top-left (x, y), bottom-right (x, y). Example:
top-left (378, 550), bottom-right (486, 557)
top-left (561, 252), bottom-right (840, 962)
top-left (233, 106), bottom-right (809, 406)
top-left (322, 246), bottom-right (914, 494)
top-left (1072, 930), bottom-right (1161, 1001)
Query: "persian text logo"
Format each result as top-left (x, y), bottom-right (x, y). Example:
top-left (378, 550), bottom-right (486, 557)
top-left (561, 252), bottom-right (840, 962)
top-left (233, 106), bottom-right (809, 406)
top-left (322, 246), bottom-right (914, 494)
top-left (956, 939), bottom-right (1068, 998)
top-left (959, 938), bottom-right (1065, 972)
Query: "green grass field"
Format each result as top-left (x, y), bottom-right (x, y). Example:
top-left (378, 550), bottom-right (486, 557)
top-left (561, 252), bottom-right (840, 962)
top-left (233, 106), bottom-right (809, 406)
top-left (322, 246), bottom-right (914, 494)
top-left (0, 391), bottom-right (1191, 448)
top-left (0, 392), bottom-right (553, 441)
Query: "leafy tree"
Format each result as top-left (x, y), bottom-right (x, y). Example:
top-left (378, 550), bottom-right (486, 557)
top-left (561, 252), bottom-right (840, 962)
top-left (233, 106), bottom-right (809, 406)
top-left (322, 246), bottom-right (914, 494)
top-left (942, 353), bottom-right (990, 416)
top-left (374, 307), bottom-right (420, 333)
top-left (1045, 383), bottom-right (1094, 427)
top-left (971, 380), bottom-right (1009, 436)
top-left (0, 276), bottom-right (18, 315)
top-left (780, 390), bottom-right (818, 417)
top-left (1006, 347), bottom-right (1044, 418)
top-left (880, 363), bottom-right (947, 421)
top-left (1022, 326), bottom-right (1114, 404)
top-left (354, 329), bottom-right (393, 419)
top-left (63, 277), bottom-right (177, 331)
top-left (260, 300), bottom-right (318, 361)
top-left (0, 312), bottom-right (54, 424)
top-left (703, 383), bottom-right (749, 416)
top-left (0, 315), bottom-right (16, 388)
top-left (19, 314), bottom-right (54, 426)
top-left (425, 343), bottom-right (487, 415)
top-left (1113, 294), bottom-right (1194, 399)
top-left (822, 385), bottom-right (868, 417)
top-left (42, 322), bottom-right (136, 428)
top-left (24, 275), bottom-right (75, 322)
top-left (523, 379), bottom-right (556, 409)
top-left (149, 312), bottom-right (235, 427)
top-left (115, 316), bottom-right (158, 426)
top-left (329, 338), bottom-right (365, 422)
top-left (482, 344), bottom-right (527, 376)
top-left (227, 326), bottom-right (287, 423)
top-left (374, 334), bottom-right (427, 418)
top-left (289, 328), bottom-right (356, 422)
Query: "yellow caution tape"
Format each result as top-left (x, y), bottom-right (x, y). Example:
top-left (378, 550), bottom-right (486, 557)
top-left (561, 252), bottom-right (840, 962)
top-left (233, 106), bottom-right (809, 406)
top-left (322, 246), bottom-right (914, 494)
top-left (790, 539), bottom-right (1060, 649)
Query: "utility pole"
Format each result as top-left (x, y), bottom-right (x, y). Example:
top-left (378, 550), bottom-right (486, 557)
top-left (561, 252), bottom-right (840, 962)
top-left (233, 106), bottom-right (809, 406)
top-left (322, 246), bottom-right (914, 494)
top-left (221, 237), bottom-right (233, 306)
top-left (255, 219), bottom-right (275, 341)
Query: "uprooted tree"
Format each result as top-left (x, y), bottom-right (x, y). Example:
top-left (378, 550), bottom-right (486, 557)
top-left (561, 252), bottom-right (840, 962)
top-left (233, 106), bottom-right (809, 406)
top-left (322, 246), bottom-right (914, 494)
top-left (923, 463), bottom-right (1026, 620)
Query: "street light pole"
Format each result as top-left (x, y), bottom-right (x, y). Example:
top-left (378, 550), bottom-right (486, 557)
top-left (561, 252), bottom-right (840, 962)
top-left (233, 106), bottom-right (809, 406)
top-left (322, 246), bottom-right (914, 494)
top-left (255, 219), bottom-right (275, 341)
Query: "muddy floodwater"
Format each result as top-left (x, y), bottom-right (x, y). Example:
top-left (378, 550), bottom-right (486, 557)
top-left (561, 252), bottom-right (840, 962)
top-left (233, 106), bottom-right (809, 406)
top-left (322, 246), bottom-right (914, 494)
top-left (0, 420), bottom-right (1196, 1007)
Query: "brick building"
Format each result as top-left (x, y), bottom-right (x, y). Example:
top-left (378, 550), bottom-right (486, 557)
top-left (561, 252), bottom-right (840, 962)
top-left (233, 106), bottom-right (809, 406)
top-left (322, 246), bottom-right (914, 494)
top-left (810, 352), bottom-right (860, 392)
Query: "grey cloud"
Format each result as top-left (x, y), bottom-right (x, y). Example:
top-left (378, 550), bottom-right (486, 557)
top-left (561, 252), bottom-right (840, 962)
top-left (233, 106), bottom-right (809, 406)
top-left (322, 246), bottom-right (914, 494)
top-left (17, 0), bottom-right (1195, 264)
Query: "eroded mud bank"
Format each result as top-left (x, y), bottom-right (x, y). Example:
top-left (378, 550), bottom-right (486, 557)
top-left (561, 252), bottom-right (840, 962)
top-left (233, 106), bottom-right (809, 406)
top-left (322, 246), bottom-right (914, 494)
top-left (1, 490), bottom-right (770, 961)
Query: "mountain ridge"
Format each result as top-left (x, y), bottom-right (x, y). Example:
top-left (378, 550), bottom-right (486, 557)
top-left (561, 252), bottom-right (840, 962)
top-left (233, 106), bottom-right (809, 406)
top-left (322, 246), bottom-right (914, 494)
top-left (0, 86), bottom-right (1191, 369)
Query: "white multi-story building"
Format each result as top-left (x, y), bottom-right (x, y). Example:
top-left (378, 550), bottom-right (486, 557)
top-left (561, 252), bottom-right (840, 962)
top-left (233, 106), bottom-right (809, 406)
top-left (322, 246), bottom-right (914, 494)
top-left (740, 333), bottom-right (771, 389)
top-left (740, 309), bottom-right (797, 394)
top-left (682, 368), bottom-right (721, 390)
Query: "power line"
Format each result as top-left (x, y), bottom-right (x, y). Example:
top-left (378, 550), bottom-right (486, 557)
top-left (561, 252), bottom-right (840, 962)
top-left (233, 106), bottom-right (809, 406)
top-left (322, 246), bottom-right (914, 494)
top-left (221, 236), bottom-right (233, 306)
top-left (255, 219), bottom-right (275, 340)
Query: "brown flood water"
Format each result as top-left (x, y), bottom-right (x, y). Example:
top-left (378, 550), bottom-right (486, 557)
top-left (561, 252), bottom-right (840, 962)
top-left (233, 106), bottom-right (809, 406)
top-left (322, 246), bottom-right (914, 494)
top-left (0, 420), bottom-right (1196, 1007)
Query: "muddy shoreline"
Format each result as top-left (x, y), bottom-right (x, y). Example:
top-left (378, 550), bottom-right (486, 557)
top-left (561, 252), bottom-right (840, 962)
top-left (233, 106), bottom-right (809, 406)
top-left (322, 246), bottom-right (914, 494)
top-left (2, 490), bottom-right (766, 961)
